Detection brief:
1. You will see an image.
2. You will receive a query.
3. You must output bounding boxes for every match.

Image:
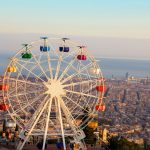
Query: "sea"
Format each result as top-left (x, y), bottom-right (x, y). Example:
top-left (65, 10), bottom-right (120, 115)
top-left (0, 54), bottom-right (150, 78)
top-left (99, 58), bottom-right (150, 78)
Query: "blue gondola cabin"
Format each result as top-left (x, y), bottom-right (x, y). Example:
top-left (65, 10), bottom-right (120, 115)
top-left (59, 47), bottom-right (69, 52)
top-left (40, 46), bottom-right (50, 52)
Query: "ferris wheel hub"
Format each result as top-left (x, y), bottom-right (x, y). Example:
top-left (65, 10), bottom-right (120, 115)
top-left (43, 79), bottom-right (66, 97)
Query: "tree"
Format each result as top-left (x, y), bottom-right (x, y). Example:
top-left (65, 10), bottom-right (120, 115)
top-left (3, 119), bottom-right (6, 132)
top-left (15, 124), bottom-right (19, 131)
top-left (81, 106), bottom-right (97, 145)
top-left (83, 126), bottom-right (96, 144)
top-left (108, 136), bottom-right (143, 150)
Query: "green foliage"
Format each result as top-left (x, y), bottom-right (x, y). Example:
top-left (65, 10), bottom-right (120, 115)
top-left (15, 124), bottom-right (19, 131)
top-left (3, 119), bottom-right (6, 132)
top-left (83, 126), bottom-right (96, 144)
top-left (108, 136), bottom-right (143, 150)
top-left (81, 106), bottom-right (97, 144)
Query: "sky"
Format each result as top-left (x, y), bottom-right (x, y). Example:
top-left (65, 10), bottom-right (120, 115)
top-left (0, 0), bottom-right (150, 59)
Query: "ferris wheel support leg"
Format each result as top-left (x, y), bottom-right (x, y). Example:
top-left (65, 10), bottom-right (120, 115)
top-left (57, 97), bottom-right (66, 150)
top-left (42, 98), bottom-right (52, 150)
top-left (17, 96), bottom-right (50, 150)
top-left (59, 97), bottom-right (87, 150)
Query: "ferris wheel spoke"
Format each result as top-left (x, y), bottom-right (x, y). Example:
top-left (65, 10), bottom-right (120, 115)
top-left (17, 60), bottom-right (45, 86)
top-left (47, 52), bottom-right (53, 79)
top-left (64, 95), bottom-right (89, 114)
top-left (29, 50), bottom-right (49, 80)
top-left (62, 47), bottom-right (77, 60)
top-left (59, 97), bottom-right (82, 132)
top-left (62, 79), bottom-right (96, 88)
top-left (57, 59), bottom-right (79, 81)
top-left (54, 54), bottom-right (63, 80)
top-left (66, 94), bottom-right (91, 116)
top-left (15, 64), bottom-right (29, 83)
top-left (42, 97), bottom-right (53, 150)
top-left (61, 62), bottom-right (93, 84)
top-left (26, 95), bottom-right (50, 127)
top-left (48, 41), bottom-right (59, 58)
top-left (23, 62), bottom-right (41, 82)
top-left (60, 58), bottom-right (78, 71)
top-left (9, 78), bottom-right (43, 86)
top-left (8, 89), bottom-right (45, 98)
top-left (67, 98), bottom-right (91, 114)
top-left (13, 93), bottom-right (46, 114)
top-left (16, 61), bottom-right (45, 82)
top-left (56, 96), bottom-right (67, 150)
top-left (7, 83), bottom-right (25, 95)
top-left (17, 95), bottom-right (50, 150)
top-left (15, 63), bottom-right (43, 108)
top-left (37, 68), bottom-right (49, 79)
top-left (65, 89), bottom-right (98, 99)
top-left (36, 118), bottom-right (45, 125)
top-left (80, 80), bottom-right (96, 93)
top-left (58, 57), bottom-right (77, 81)
top-left (17, 59), bottom-right (37, 65)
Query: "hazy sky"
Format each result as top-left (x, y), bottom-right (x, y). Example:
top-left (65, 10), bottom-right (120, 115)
top-left (0, 0), bottom-right (150, 59)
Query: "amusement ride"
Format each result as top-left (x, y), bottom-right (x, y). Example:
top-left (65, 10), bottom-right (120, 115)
top-left (0, 37), bottom-right (106, 150)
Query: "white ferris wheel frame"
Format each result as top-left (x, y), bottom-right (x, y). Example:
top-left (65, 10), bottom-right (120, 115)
top-left (2, 37), bottom-right (105, 150)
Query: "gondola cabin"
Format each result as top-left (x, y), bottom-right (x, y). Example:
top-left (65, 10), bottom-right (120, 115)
top-left (99, 77), bottom-right (106, 81)
top-left (7, 66), bottom-right (17, 72)
top-left (88, 121), bottom-right (98, 129)
top-left (95, 104), bottom-right (106, 111)
top-left (22, 52), bottom-right (32, 59)
top-left (0, 96), bottom-right (8, 101)
top-left (74, 143), bottom-right (79, 149)
top-left (0, 104), bottom-right (9, 111)
top-left (40, 46), bottom-right (50, 52)
top-left (96, 85), bottom-right (106, 92)
top-left (77, 55), bottom-right (87, 60)
top-left (2, 132), bottom-right (6, 138)
top-left (0, 85), bottom-right (9, 91)
top-left (8, 133), bottom-right (12, 139)
top-left (59, 46), bottom-right (69, 52)
top-left (6, 122), bottom-right (16, 128)
top-left (15, 131), bottom-right (19, 138)
top-left (89, 68), bottom-right (100, 74)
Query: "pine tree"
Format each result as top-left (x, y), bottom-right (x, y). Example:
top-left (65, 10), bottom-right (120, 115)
top-left (81, 106), bottom-right (96, 145)
top-left (2, 119), bottom-right (6, 132)
top-left (15, 124), bottom-right (19, 131)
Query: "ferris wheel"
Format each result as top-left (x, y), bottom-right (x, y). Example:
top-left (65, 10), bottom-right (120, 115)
top-left (2, 37), bottom-right (105, 150)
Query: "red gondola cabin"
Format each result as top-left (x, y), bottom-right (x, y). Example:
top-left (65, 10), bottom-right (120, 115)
top-left (95, 104), bottom-right (105, 111)
top-left (0, 104), bottom-right (9, 111)
top-left (0, 85), bottom-right (9, 91)
top-left (96, 85), bottom-right (106, 92)
top-left (77, 55), bottom-right (87, 60)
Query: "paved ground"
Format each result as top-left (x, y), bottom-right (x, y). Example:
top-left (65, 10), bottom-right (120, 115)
top-left (0, 148), bottom-right (10, 150)
top-left (0, 144), bottom-right (101, 150)
top-left (24, 145), bottom-right (101, 150)
top-left (0, 145), bottom-right (15, 150)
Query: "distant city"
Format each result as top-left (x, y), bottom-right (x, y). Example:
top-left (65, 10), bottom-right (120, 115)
top-left (99, 75), bottom-right (150, 146)
top-left (1, 56), bottom-right (150, 78)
